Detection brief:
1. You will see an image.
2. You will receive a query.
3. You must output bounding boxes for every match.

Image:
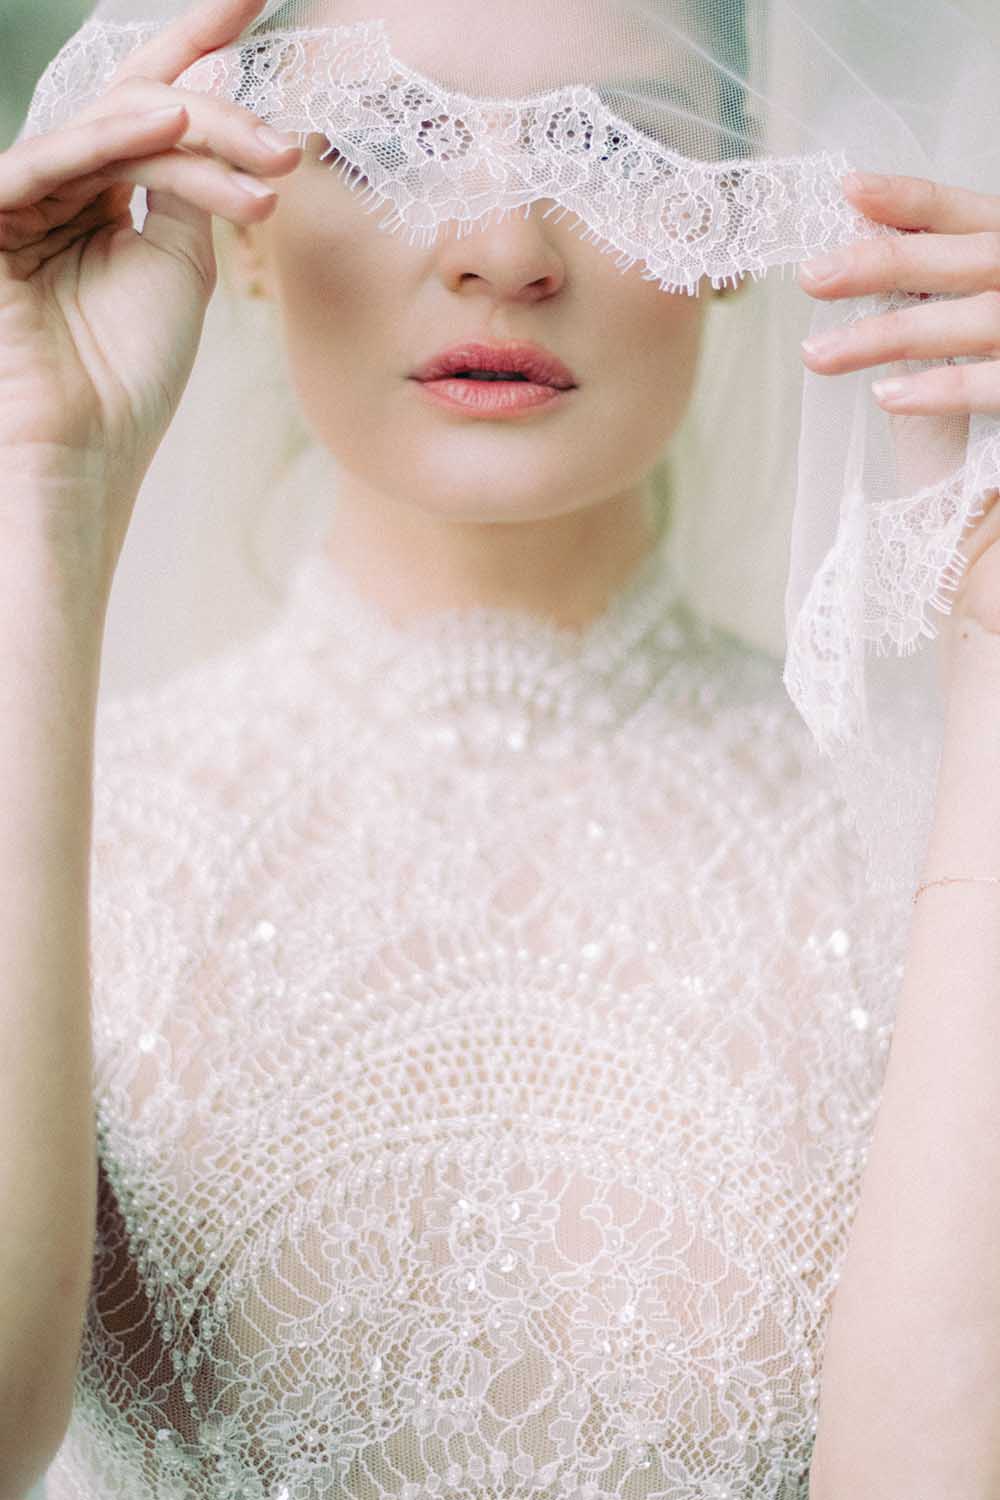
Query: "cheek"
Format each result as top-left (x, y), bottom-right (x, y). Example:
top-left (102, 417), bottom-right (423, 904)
top-left (262, 186), bottom-right (707, 505)
top-left (622, 285), bottom-right (705, 389)
top-left (274, 229), bottom-right (372, 363)
top-left (591, 278), bottom-right (706, 438)
top-left (267, 191), bottom-right (400, 403)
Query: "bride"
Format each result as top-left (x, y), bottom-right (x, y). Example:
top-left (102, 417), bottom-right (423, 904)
top-left (3, 1), bottom-right (1000, 1497)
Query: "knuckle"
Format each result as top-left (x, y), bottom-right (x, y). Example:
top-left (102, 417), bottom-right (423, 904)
top-left (916, 174), bottom-right (942, 215)
top-left (165, 234), bottom-right (217, 297)
top-left (79, 112), bottom-right (126, 150)
top-left (81, 110), bottom-right (118, 139)
top-left (190, 252), bottom-right (218, 298)
top-left (953, 362), bottom-right (977, 402)
top-left (871, 238), bottom-right (904, 284)
top-left (196, 258), bottom-right (219, 298)
top-left (881, 307), bottom-right (913, 357)
top-left (111, 74), bottom-right (157, 101)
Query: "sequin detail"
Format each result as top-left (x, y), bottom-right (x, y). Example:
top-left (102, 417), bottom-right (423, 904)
top-left (47, 532), bottom-right (908, 1500)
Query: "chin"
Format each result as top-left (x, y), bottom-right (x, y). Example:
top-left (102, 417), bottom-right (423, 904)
top-left (396, 468), bottom-right (597, 525)
top-left (396, 432), bottom-right (609, 521)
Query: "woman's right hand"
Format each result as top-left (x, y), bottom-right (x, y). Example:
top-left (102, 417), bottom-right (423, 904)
top-left (0, 0), bottom-right (301, 593)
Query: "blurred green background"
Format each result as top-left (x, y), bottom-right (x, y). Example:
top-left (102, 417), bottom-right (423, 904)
top-left (1, 0), bottom-right (94, 145)
top-left (2, 0), bottom-right (996, 149)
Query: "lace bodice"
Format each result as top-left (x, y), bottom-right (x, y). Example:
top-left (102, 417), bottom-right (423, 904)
top-left (45, 529), bottom-right (909, 1500)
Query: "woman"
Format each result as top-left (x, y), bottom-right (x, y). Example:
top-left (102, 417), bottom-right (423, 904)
top-left (2, 1), bottom-right (1000, 1497)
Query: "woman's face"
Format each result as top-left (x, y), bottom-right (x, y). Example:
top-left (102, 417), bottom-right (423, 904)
top-left (242, 0), bottom-right (710, 525)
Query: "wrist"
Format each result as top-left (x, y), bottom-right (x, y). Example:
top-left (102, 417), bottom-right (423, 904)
top-left (0, 471), bottom-right (119, 613)
top-left (0, 508), bottom-right (112, 644)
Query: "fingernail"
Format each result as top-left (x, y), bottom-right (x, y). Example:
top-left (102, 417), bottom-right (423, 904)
top-left (234, 172), bottom-right (277, 199)
top-left (801, 330), bottom-right (846, 358)
top-left (843, 171), bottom-right (890, 194)
top-left (872, 377), bottom-right (912, 404)
top-left (799, 254), bottom-right (840, 284)
top-left (256, 125), bottom-right (299, 153)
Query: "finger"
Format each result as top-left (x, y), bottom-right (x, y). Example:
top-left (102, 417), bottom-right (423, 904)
top-left (798, 230), bottom-right (1000, 299)
top-left (0, 106), bottom-right (189, 210)
top-left (871, 360), bottom-right (1000, 416)
top-left (0, 194), bottom-right (116, 267)
top-left (106, 150), bottom-right (280, 224)
top-left (841, 172), bottom-right (1000, 236)
top-left (113, 0), bottom-right (270, 89)
top-left (86, 77), bottom-right (301, 177)
top-left (801, 291), bottom-right (1000, 375)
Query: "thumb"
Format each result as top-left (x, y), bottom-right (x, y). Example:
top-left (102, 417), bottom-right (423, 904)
top-left (140, 187), bottom-right (218, 295)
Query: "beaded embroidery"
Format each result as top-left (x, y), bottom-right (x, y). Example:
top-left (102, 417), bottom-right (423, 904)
top-left (48, 532), bottom-right (908, 1499)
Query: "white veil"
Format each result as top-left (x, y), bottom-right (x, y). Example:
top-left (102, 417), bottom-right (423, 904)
top-left (17, 0), bottom-right (1000, 901)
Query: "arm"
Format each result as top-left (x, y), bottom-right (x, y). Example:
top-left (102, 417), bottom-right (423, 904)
top-left (0, 516), bottom-right (107, 1500)
top-left (808, 616), bottom-right (1000, 1498)
top-left (0, 4), bottom-right (300, 1493)
top-left (796, 172), bottom-right (1000, 1499)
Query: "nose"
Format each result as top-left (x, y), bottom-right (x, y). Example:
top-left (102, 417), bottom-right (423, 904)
top-left (433, 201), bottom-right (567, 304)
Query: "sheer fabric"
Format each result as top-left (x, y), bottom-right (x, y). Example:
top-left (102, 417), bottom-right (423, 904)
top-left (47, 529), bottom-right (907, 1499)
top-left (19, 0), bottom-right (1000, 901)
top-left (14, 4), bottom-right (997, 1494)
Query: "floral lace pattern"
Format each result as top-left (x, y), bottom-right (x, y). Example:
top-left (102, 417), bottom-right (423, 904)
top-left (20, 18), bottom-right (885, 292)
top-left (783, 362), bottom-right (1000, 897)
top-left (21, 9), bottom-right (1000, 907)
top-left (45, 529), bottom-right (909, 1499)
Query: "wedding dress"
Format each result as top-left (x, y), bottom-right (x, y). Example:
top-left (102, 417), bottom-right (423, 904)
top-left (45, 524), bottom-right (909, 1500)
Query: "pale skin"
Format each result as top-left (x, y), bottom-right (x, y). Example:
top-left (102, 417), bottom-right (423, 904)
top-left (795, 180), bottom-right (1000, 1499)
top-left (228, 0), bottom-right (712, 624)
top-left (234, 130), bottom-right (707, 626)
top-left (4, 1), bottom-right (1000, 1495)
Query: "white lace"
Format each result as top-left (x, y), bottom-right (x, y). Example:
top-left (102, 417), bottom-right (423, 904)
top-left (20, 18), bottom-right (887, 294)
top-left (26, 11), bottom-right (990, 907)
top-left (20, 12), bottom-right (1000, 905)
top-left (783, 397), bottom-right (1000, 897)
top-left (44, 528), bottom-right (910, 1500)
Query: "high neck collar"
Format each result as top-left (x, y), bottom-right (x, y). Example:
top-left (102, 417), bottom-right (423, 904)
top-left (277, 524), bottom-right (703, 746)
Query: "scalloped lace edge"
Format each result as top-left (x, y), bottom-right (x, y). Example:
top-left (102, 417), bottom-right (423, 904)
top-left (20, 17), bottom-right (887, 294)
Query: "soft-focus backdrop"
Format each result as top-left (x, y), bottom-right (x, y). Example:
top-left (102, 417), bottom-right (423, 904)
top-left (1, 0), bottom-right (92, 145)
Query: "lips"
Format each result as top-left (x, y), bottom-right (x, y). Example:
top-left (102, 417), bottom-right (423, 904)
top-left (412, 340), bottom-right (578, 390)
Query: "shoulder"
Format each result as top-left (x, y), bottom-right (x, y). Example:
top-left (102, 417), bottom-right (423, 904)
top-left (88, 626), bottom-right (297, 979)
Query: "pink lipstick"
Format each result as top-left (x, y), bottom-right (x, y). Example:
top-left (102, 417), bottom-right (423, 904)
top-left (410, 340), bottom-right (578, 418)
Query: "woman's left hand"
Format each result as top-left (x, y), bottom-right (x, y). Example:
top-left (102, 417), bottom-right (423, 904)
top-left (798, 171), bottom-right (1000, 670)
top-left (798, 171), bottom-right (1000, 416)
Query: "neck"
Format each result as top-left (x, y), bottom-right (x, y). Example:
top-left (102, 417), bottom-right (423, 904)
top-left (321, 475), bottom-right (662, 630)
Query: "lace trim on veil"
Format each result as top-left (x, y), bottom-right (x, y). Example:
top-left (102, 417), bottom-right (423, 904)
top-left (23, 14), bottom-right (1000, 899)
top-left (21, 17), bottom-right (886, 293)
